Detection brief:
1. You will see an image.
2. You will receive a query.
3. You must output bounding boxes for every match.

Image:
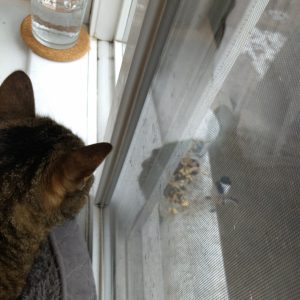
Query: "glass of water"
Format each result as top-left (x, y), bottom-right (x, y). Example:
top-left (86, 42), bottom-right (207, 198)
top-left (31, 0), bottom-right (88, 49)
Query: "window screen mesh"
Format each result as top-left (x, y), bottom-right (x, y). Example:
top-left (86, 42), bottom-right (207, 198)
top-left (111, 0), bottom-right (300, 299)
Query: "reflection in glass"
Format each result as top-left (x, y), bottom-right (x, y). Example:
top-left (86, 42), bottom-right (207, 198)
top-left (111, 0), bottom-right (300, 299)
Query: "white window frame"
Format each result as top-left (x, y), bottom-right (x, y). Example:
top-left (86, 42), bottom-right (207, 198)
top-left (90, 0), bottom-right (122, 41)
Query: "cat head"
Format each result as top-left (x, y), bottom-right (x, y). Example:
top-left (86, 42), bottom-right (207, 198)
top-left (0, 71), bottom-right (112, 219)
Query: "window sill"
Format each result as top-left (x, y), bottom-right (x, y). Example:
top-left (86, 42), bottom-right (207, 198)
top-left (1, 0), bottom-right (97, 145)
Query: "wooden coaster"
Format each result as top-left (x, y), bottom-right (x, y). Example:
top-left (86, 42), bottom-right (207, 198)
top-left (20, 15), bottom-right (90, 62)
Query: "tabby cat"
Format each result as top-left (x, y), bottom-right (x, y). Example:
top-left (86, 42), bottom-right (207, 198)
top-left (0, 71), bottom-right (112, 299)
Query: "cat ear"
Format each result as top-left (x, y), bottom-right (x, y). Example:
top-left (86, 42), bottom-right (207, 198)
top-left (50, 143), bottom-right (112, 198)
top-left (61, 143), bottom-right (112, 182)
top-left (0, 71), bottom-right (35, 120)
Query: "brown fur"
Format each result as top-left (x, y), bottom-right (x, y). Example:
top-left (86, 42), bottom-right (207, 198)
top-left (0, 71), bottom-right (112, 299)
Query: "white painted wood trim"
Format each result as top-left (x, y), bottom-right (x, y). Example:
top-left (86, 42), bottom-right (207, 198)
top-left (91, 41), bottom-right (114, 300)
top-left (90, 0), bottom-right (123, 41)
top-left (115, 0), bottom-right (136, 42)
top-left (114, 41), bottom-right (126, 84)
top-left (101, 207), bottom-right (113, 300)
top-left (91, 202), bottom-right (102, 299)
top-left (87, 38), bottom-right (99, 145)
top-left (91, 205), bottom-right (113, 300)
top-left (97, 41), bottom-right (114, 142)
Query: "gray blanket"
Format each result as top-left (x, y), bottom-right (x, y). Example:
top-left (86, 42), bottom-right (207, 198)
top-left (20, 219), bottom-right (97, 300)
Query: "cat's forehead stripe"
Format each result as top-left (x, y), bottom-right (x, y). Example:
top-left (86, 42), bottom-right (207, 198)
top-left (0, 117), bottom-right (83, 186)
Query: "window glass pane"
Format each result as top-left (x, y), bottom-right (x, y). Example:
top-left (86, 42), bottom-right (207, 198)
top-left (111, 0), bottom-right (300, 299)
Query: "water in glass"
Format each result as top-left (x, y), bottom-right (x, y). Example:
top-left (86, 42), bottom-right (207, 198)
top-left (31, 0), bottom-right (87, 49)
